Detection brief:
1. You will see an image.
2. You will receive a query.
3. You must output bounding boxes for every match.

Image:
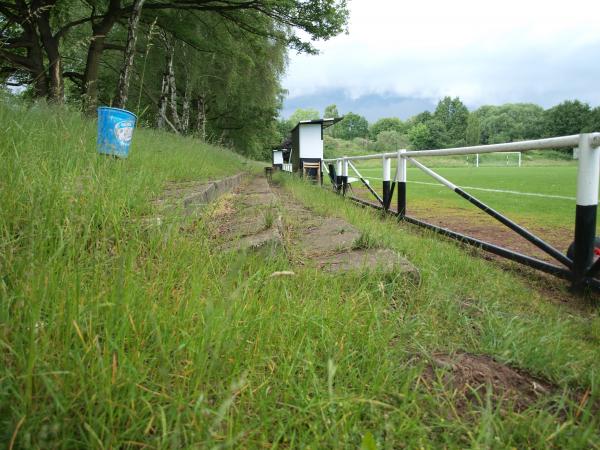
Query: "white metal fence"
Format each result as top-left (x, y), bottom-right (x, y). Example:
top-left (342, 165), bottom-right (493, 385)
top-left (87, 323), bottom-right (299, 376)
top-left (323, 133), bottom-right (600, 291)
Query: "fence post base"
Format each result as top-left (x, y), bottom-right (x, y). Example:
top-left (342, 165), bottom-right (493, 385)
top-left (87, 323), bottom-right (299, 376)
top-left (572, 134), bottom-right (600, 291)
top-left (382, 181), bottom-right (391, 211)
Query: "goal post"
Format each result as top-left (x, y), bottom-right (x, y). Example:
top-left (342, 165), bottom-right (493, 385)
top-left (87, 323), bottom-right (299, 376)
top-left (468, 152), bottom-right (522, 167)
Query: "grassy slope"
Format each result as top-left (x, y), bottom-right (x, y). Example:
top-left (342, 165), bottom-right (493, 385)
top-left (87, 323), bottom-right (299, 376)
top-left (1, 103), bottom-right (600, 448)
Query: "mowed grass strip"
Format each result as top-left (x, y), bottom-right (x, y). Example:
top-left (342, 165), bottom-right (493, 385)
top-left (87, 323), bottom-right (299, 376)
top-left (1, 101), bottom-right (600, 448)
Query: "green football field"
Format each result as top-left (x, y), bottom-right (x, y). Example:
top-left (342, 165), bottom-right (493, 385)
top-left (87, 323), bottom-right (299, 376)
top-left (346, 164), bottom-right (586, 230)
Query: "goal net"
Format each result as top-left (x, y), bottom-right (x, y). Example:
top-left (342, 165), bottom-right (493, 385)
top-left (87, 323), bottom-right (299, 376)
top-left (466, 152), bottom-right (522, 167)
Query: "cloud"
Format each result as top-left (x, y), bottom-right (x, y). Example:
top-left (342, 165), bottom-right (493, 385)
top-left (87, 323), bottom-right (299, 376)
top-left (282, 0), bottom-right (600, 110)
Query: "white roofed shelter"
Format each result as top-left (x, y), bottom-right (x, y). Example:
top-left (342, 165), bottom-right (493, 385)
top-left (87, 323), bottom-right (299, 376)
top-left (272, 149), bottom-right (284, 168)
top-left (290, 118), bottom-right (342, 180)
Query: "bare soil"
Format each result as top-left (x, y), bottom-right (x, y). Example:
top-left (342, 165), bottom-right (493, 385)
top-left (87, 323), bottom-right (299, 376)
top-left (351, 184), bottom-right (573, 265)
top-left (421, 351), bottom-right (557, 413)
top-left (347, 185), bottom-right (600, 305)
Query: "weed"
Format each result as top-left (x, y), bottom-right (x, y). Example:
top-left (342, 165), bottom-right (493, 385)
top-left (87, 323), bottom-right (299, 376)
top-left (1, 102), bottom-right (599, 448)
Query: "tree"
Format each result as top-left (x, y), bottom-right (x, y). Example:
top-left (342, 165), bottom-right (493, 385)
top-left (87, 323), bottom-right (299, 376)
top-left (1, 0), bottom-right (349, 111)
top-left (369, 117), bottom-right (406, 140)
top-left (465, 113), bottom-right (481, 146)
top-left (410, 110), bottom-right (432, 125)
top-left (288, 108), bottom-right (320, 126)
top-left (115, 0), bottom-right (146, 109)
top-left (336, 112), bottom-right (368, 140)
top-left (323, 104), bottom-right (340, 137)
top-left (433, 96), bottom-right (469, 147)
top-left (407, 123), bottom-right (431, 150)
top-left (425, 118), bottom-right (446, 149)
top-left (475, 103), bottom-right (545, 144)
top-left (545, 100), bottom-right (592, 137)
top-left (324, 104), bottom-right (339, 118)
top-left (375, 130), bottom-right (408, 151)
top-left (587, 107), bottom-right (600, 133)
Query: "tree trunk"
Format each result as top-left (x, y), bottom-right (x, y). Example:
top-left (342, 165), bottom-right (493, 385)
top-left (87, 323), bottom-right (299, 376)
top-left (157, 72), bottom-right (168, 129)
top-left (82, 36), bottom-right (105, 113)
top-left (35, 3), bottom-right (64, 102)
top-left (164, 38), bottom-right (181, 131)
top-left (82, 0), bottom-right (121, 114)
top-left (181, 75), bottom-right (191, 134)
top-left (28, 36), bottom-right (49, 98)
top-left (114, 0), bottom-right (145, 109)
top-left (195, 96), bottom-right (206, 141)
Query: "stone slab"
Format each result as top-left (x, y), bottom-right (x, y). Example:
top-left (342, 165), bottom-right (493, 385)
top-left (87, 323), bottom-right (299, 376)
top-left (315, 248), bottom-right (420, 282)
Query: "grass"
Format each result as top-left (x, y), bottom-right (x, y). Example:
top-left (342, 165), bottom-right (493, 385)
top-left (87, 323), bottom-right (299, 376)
top-left (274, 174), bottom-right (600, 447)
top-left (2, 101), bottom-right (600, 448)
top-left (349, 164), bottom-right (587, 230)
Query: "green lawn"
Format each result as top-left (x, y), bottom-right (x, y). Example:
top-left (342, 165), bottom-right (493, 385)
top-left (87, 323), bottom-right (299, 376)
top-left (352, 165), bottom-right (583, 229)
top-left (2, 101), bottom-right (600, 448)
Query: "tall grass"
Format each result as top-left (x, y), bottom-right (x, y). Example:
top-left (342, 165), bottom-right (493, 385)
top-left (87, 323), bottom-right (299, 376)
top-left (1, 100), bottom-right (599, 448)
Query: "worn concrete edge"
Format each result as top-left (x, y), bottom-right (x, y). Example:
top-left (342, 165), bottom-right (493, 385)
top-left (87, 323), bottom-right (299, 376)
top-left (183, 172), bottom-right (247, 209)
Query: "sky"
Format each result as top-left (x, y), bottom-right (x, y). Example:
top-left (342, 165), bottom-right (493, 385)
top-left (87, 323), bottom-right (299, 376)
top-left (281, 0), bottom-right (600, 121)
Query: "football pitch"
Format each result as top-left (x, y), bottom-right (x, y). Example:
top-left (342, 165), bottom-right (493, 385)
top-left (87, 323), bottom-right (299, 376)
top-left (349, 165), bottom-right (584, 230)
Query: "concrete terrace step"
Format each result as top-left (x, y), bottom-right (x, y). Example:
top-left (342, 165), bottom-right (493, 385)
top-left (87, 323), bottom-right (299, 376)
top-left (202, 174), bottom-right (420, 283)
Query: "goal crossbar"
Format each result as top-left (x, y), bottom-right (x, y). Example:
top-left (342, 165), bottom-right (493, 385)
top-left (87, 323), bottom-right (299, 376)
top-left (472, 151), bottom-right (522, 167)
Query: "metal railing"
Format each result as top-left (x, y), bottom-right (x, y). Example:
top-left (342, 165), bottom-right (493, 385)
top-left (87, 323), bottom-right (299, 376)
top-left (323, 133), bottom-right (600, 292)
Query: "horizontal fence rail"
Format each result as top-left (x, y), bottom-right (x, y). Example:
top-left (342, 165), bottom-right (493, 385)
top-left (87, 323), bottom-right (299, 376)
top-left (324, 133), bottom-right (600, 163)
top-left (322, 133), bottom-right (600, 292)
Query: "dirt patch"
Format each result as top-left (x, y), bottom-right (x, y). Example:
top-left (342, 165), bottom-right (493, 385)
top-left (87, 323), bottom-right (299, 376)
top-left (350, 184), bottom-right (573, 265)
top-left (422, 351), bottom-right (556, 413)
top-left (411, 206), bottom-right (573, 266)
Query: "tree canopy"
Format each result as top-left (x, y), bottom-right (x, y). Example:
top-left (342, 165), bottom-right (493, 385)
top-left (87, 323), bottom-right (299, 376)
top-left (0, 0), bottom-right (349, 158)
top-left (369, 117), bottom-right (406, 140)
top-left (336, 111), bottom-right (368, 140)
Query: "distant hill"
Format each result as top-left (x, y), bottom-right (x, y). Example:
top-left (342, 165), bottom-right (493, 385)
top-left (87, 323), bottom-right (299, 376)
top-left (281, 89), bottom-right (437, 121)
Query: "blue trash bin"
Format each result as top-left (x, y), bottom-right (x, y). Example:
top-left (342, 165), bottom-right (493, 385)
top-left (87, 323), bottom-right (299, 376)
top-left (97, 107), bottom-right (137, 158)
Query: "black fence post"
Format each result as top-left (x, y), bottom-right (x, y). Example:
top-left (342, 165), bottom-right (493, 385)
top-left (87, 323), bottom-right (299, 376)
top-left (382, 156), bottom-right (391, 211)
top-left (397, 150), bottom-right (407, 218)
top-left (573, 134), bottom-right (600, 290)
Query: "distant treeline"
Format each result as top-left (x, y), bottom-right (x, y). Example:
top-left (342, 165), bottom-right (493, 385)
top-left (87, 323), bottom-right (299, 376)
top-left (280, 98), bottom-right (600, 152)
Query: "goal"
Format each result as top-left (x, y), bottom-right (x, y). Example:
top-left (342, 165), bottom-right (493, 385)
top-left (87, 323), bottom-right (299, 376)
top-left (466, 152), bottom-right (522, 167)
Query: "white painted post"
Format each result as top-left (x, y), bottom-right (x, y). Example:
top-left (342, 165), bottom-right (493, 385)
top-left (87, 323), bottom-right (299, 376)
top-left (476, 153), bottom-right (479, 167)
top-left (335, 159), bottom-right (342, 192)
top-left (397, 150), bottom-right (407, 183)
top-left (342, 157), bottom-right (349, 195)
